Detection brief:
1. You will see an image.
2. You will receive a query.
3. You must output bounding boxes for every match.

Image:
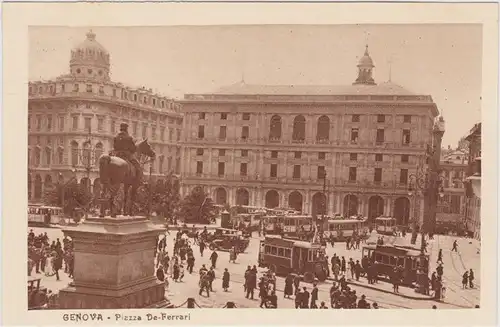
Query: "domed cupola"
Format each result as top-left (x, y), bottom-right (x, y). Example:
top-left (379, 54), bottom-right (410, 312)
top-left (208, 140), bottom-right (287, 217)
top-left (353, 45), bottom-right (376, 86)
top-left (70, 30), bottom-right (111, 81)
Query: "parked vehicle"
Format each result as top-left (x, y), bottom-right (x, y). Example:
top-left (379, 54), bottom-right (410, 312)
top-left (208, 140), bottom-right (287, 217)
top-left (207, 228), bottom-right (250, 252)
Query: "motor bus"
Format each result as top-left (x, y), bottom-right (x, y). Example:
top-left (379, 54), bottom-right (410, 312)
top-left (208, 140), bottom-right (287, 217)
top-left (322, 218), bottom-right (369, 241)
top-left (361, 244), bottom-right (429, 286)
top-left (374, 217), bottom-right (397, 235)
top-left (258, 235), bottom-right (329, 282)
top-left (28, 205), bottom-right (65, 226)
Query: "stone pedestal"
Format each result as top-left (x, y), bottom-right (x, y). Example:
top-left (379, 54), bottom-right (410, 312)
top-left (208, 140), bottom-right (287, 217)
top-left (58, 216), bottom-right (168, 309)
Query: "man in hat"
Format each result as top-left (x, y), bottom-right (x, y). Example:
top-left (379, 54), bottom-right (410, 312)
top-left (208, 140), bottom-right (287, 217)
top-left (113, 123), bottom-right (141, 178)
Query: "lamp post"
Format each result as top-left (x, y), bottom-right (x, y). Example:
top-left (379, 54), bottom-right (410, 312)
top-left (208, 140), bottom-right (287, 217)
top-left (78, 126), bottom-right (97, 219)
top-left (59, 168), bottom-right (77, 221)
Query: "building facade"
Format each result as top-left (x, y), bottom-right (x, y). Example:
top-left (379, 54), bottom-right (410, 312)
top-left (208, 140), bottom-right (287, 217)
top-left (464, 123), bottom-right (481, 240)
top-left (436, 148), bottom-right (468, 229)
top-left (180, 46), bottom-right (440, 227)
top-left (28, 31), bottom-right (182, 203)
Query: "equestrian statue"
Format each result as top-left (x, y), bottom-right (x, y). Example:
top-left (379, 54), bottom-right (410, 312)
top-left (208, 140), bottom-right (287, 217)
top-left (98, 123), bottom-right (156, 218)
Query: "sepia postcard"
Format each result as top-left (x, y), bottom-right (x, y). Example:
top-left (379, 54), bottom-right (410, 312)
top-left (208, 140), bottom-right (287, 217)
top-left (1, 2), bottom-right (498, 326)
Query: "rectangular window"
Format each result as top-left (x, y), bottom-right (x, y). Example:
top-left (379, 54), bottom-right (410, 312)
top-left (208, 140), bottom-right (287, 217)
top-left (374, 168), bottom-right (382, 182)
top-left (160, 127), bottom-right (165, 141)
top-left (375, 154), bottom-right (383, 162)
top-left (199, 113), bottom-right (206, 120)
top-left (132, 122), bottom-right (138, 137)
top-left (198, 125), bottom-right (205, 139)
top-left (219, 149), bottom-right (226, 157)
top-left (242, 113), bottom-right (250, 120)
top-left (169, 129), bottom-right (174, 141)
top-left (142, 124), bottom-right (148, 139)
top-left (97, 118), bottom-right (104, 132)
top-left (196, 161), bottom-right (203, 175)
top-left (86, 84), bottom-right (93, 93)
top-left (73, 84), bottom-right (79, 92)
top-left (352, 114), bottom-right (360, 122)
top-left (349, 167), bottom-right (357, 182)
top-left (241, 149), bottom-right (248, 157)
top-left (294, 151), bottom-right (302, 159)
top-left (318, 152), bottom-right (326, 160)
top-left (403, 115), bottom-right (411, 123)
top-left (219, 126), bottom-right (227, 140)
top-left (47, 115), bottom-right (52, 131)
top-left (318, 166), bottom-right (326, 179)
top-left (400, 169), bottom-right (408, 184)
top-left (271, 151), bottom-right (278, 159)
top-left (218, 162), bottom-right (225, 176)
top-left (376, 129), bottom-right (385, 144)
top-left (402, 129), bottom-right (411, 145)
top-left (110, 120), bottom-right (116, 134)
top-left (84, 117), bottom-right (91, 131)
top-left (99, 86), bottom-right (104, 95)
top-left (176, 129), bottom-right (181, 141)
top-left (220, 113), bottom-right (228, 120)
top-left (241, 126), bottom-right (249, 139)
top-left (377, 114), bottom-right (385, 123)
top-left (401, 154), bottom-right (409, 163)
top-left (270, 164), bottom-right (277, 178)
top-left (152, 98), bottom-right (156, 106)
top-left (351, 128), bottom-right (359, 143)
top-left (112, 89), bottom-right (117, 97)
top-left (196, 148), bottom-right (204, 156)
top-left (152, 126), bottom-right (157, 140)
top-left (350, 153), bottom-right (357, 161)
top-left (240, 163), bottom-right (248, 176)
top-left (72, 116), bottom-right (78, 130)
top-left (58, 116), bottom-right (64, 131)
top-left (293, 165), bottom-right (301, 179)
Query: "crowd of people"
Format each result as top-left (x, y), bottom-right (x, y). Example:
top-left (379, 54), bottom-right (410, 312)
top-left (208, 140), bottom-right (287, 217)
top-left (27, 229), bottom-right (74, 309)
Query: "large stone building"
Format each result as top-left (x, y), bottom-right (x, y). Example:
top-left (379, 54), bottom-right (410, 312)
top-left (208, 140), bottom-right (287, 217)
top-left (28, 31), bottom-right (182, 203)
top-left (180, 46), bottom-right (440, 227)
top-left (436, 147), bottom-right (468, 229)
top-left (464, 122), bottom-right (482, 239)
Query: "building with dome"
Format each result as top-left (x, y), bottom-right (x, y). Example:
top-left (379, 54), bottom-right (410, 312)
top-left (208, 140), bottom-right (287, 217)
top-left (180, 46), bottom-right (440, 227)
top-left (28, 30), bottom-right (182, 204)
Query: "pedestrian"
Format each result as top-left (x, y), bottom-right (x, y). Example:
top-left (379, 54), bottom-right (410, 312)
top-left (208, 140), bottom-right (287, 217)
top-left (222, 268), bottom-right (230, 292)
top-left (210, 250), bottom-right (218, 269)
top-left (437, 249), bottom-right (443, 264)
top-left (354, 260), bottom-right (361, 281)
top-left (173, 262), bottom-right (180, 282)
top-left (469, 269), bottom-right (475, 288)
top-left (208, 267), bottom-right (215, 291)
top-left (341, 256), bottom-right (346, 274)
top-left (319, 301), bottom-right (328, 309)
top-left (452, 240), bottom-right (458, 252)
top-left (259, 278), bottom-right (268, 308)
top-left (199, 240), bottom-right (205, 257)
top-left (301, 287), bottom-right (310, 308)
top-left (293, 274), bottom-right (301, 295)
top-left (431, 272), bottom-right (437, 291)
top-left (357, 294), bottom-right (369, 309)
top-left (349, 258), bottom-right (355, 279)
top-left (436, 263), bottom-right (444, 279)
top-left (156, 264), bottom-right (165, 282)
top-left (284, 273), bottom-right (294, 298)
top-left (372, 302), bottom-right (379, 309)
top-left (310, 282), bottom-right (318, 308)
top-left (179, 264), bottom-right (185, 282)
top-left (391, 267), bottom-right (400, 293)
top-left (462, 271), bottom-right (469, 289)
top-left (295, 289), bottom-right (303, 309)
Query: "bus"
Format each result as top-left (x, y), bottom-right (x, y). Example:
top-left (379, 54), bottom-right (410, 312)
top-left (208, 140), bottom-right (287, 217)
top-left (258, 235), bottom-right (329, 282)
top-left (374, 217), bottom-right (397, 235)
top-left (323, 218), bottom-right (369, 241)
top-left (28, 205), bottom-right (65, 226)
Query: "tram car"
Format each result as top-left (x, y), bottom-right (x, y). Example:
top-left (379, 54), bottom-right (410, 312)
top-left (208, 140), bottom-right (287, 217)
top-left (258, 235), bottom-right (328, 283)
top-left (322, 218), bottom-right (369, 241)
top-left (28, 205), bottom-right (65, 226)
top-left (374, 217), bottom-right (397, 235)
top-left (361, 244), bottom-right (429, 286)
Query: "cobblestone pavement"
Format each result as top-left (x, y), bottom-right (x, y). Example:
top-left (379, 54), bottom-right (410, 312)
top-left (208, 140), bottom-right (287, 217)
top-left (29, 227), bottom-right (480, 309)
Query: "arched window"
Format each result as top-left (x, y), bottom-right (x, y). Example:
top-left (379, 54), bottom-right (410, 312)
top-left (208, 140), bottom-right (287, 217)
top-left (316, 115), bottom-right (330, 141)
top-left (292, 115), bottom-right (306, 142)
top-left (269, 115), bottom-right (282, 141)
top-left (94, 142), bottom-right (103, 165)
top-left (71, 141), bottom-right (79, 166)
top-left (34, 174), bottom-right (42, 199)
top-left (34, 147), bottom-right (41, 167)
top-left (82, 141), bottom-right (91, 167)
top-left (45, 147), bottom-right (52, 166)
top-left (158, 155), bottom-right (165, 174)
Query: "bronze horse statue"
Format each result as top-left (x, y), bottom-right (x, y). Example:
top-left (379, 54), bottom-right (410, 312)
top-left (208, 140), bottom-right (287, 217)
top-left (98, 139), bottom-right (155, 218)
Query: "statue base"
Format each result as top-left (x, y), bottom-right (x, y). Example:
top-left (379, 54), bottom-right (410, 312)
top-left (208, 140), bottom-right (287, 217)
top-left (58, 216), bottom-right (168, 309)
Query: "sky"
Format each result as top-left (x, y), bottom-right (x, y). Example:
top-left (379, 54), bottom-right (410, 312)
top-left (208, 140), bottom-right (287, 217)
top-left (29, 25), bottom-right (482, 148)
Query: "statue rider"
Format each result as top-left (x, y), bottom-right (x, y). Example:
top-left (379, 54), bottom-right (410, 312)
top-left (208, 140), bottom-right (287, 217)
top-left (113, 123), bottom-right (142, 179)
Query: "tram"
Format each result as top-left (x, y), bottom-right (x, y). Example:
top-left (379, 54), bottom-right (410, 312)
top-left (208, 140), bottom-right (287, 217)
top-left (374, 217), bottom-right (397, 235)
top-left (263, 214), bottom-right (314, 240)
top-left (323, 218), bottom-right (369, 241)
top-left (28, 205), bottom-right (65, 226)
top-left (361, 244), bottom-right (429, 286)
top-left (258, 235), bottom-right (328, 282)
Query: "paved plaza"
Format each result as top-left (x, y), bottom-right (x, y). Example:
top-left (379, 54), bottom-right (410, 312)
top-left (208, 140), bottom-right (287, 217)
top-left (29, 226), bottom-right (480, 309)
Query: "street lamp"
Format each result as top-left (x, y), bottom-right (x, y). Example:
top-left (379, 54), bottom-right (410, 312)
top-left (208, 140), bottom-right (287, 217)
top-left (59, 168), bottom-right (77, 222)
top-left (77, 126), bottom-right (97, 219)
